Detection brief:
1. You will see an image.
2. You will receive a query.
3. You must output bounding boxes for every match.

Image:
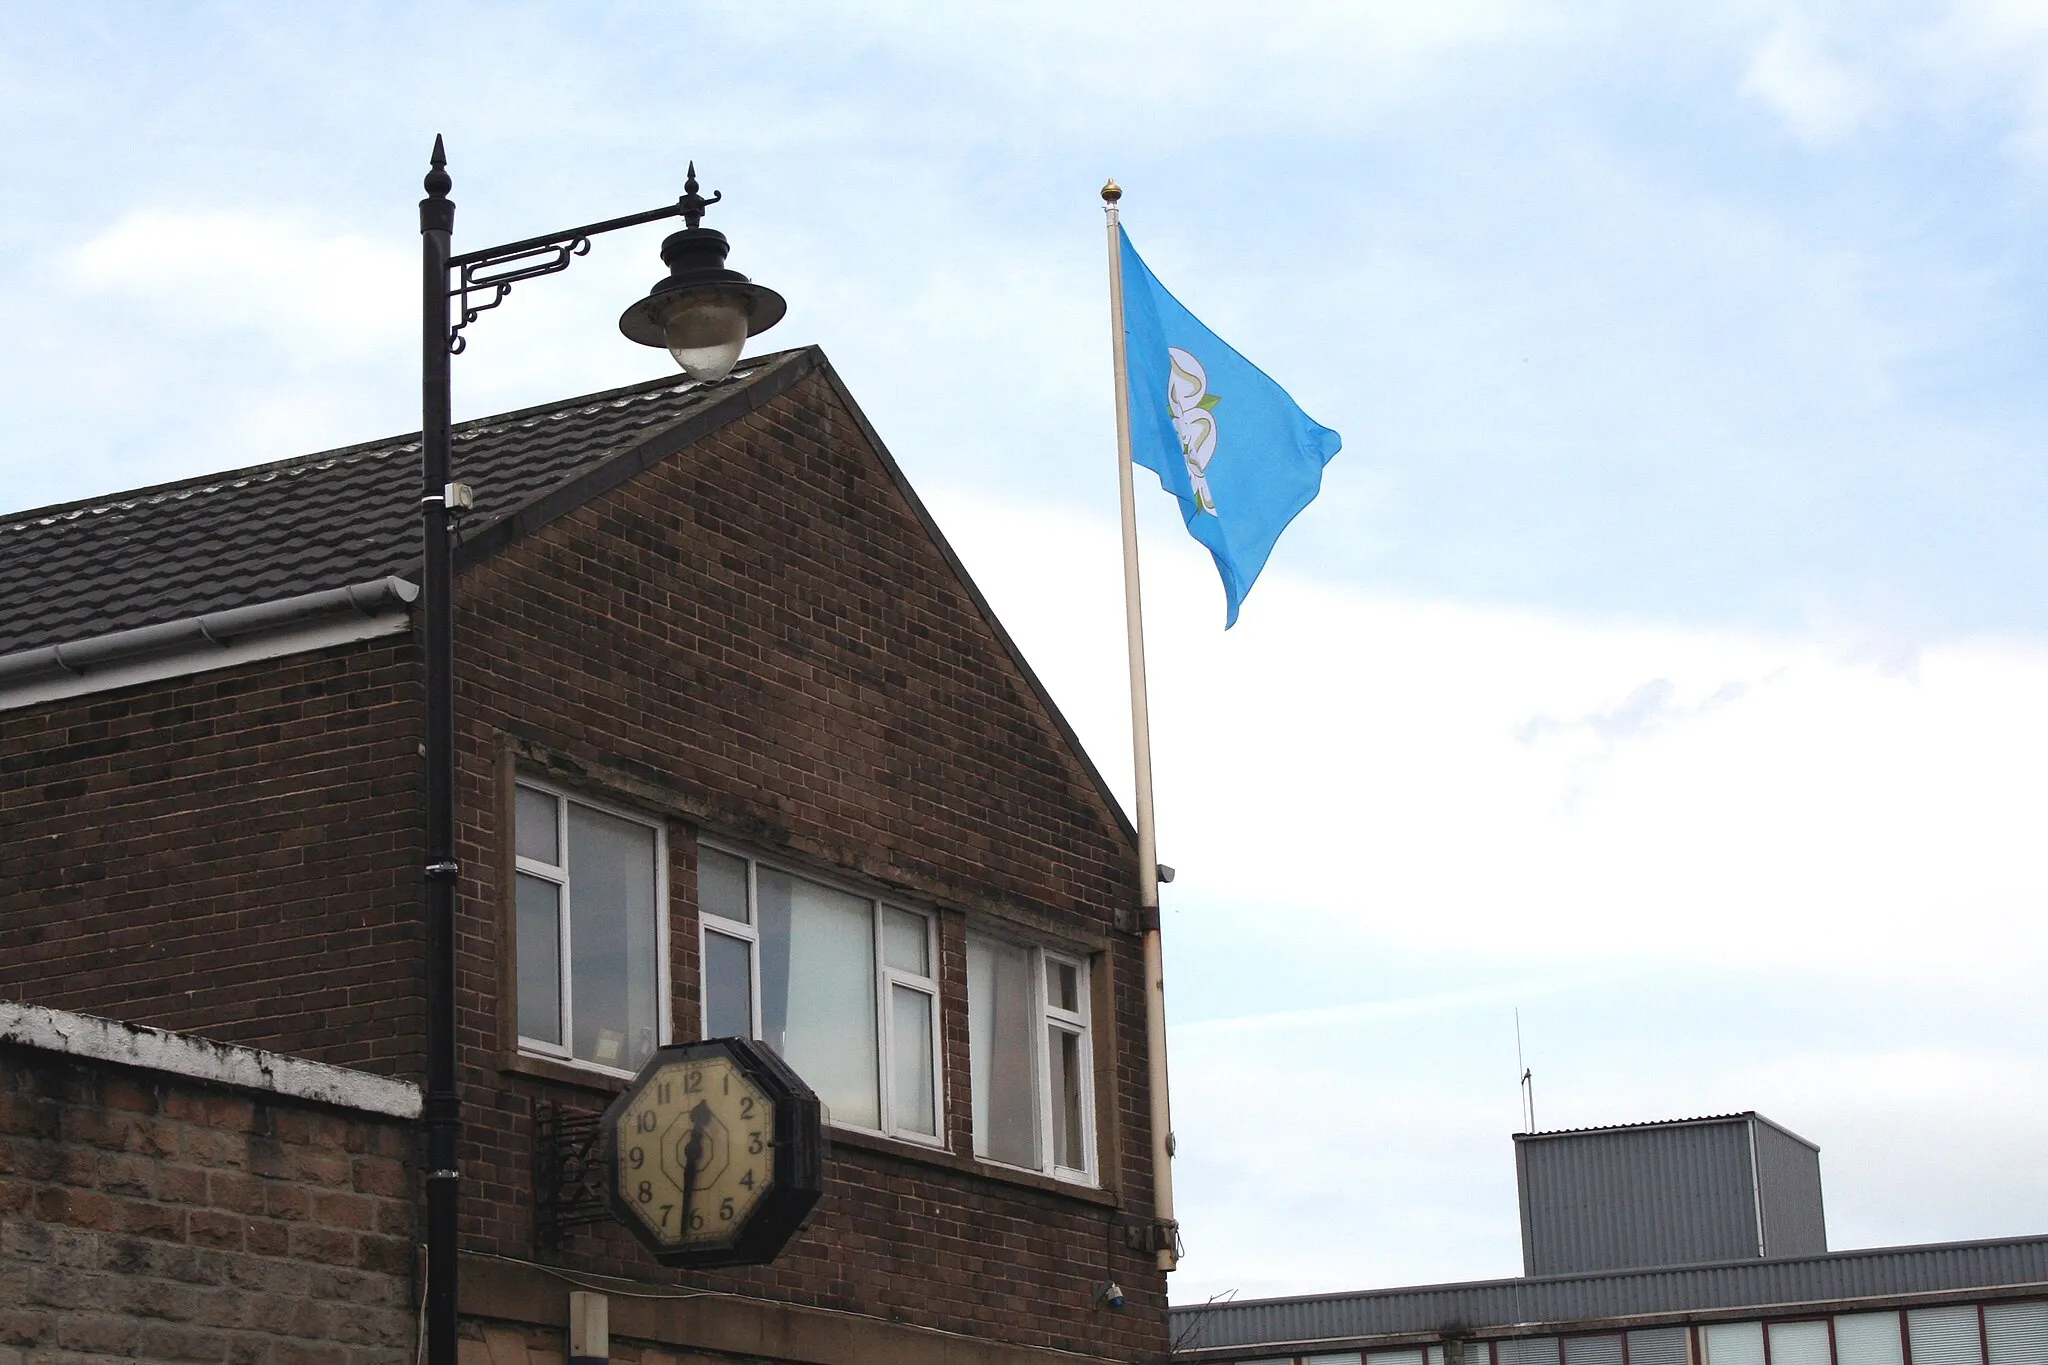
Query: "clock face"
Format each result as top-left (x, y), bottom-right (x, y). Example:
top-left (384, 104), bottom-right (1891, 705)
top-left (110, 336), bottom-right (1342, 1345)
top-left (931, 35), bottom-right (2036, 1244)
top-left (612, 1053), bottom-right (776, 1251)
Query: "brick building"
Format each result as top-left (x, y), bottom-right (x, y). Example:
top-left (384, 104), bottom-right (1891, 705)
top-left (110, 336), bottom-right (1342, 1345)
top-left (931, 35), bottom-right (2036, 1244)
top-left (0, 348), bottom-right (1172, 1363)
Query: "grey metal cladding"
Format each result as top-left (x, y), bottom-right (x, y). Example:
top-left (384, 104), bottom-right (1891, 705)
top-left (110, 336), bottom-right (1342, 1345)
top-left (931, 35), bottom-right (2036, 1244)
top-left (1168, 1235), bottom-right (2048, 1352)
top-left (1518, 1117), bottom-right (1762, 1275)
top-left (1752, 1118), bottom-right (1826, 1259)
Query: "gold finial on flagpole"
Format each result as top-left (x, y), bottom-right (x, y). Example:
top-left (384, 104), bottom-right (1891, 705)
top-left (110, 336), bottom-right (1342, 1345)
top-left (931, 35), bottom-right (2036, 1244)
top-left (1101, 178), bottom-right (1122, 204)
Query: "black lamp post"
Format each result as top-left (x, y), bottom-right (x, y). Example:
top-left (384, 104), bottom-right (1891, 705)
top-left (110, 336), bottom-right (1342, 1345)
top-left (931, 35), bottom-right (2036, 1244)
top-left (415, 137), bottom-right (781, 1365)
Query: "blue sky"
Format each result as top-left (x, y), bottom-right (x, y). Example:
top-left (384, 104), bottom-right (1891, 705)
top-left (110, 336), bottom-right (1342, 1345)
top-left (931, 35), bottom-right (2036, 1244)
top-left (7, 1), bottom-right (2048, 1302)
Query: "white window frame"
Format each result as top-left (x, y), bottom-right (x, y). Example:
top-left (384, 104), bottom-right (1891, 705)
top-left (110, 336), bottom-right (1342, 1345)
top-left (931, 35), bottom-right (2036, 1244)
top-left (514, 779), bottom-right (671, 1079)
top-left (696, 841), bottom-right (944, 1147)
top-left (966, 932), bottom-right (1098, 1186)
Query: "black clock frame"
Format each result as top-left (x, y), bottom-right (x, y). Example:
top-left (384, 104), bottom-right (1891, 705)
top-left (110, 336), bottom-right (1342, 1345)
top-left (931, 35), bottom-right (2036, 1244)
top-left (600, 1035), bottom-right (825, 1269)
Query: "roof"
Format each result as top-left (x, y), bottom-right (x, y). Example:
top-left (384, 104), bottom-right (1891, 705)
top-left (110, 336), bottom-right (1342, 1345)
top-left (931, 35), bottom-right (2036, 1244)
top-left (1514, 1112), bottom-right (1817, 1152)
top-left (0, 345), bottom-right (1137, 843)
top-left (1168, 1235), bottom-right (2048, 1355)
top-left (0, 351), bottom-right (801, 656)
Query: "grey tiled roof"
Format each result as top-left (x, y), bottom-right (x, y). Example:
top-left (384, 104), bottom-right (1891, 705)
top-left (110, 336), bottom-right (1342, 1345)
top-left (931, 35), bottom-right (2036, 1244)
top-left (0, 351), bottom-right (803, 657)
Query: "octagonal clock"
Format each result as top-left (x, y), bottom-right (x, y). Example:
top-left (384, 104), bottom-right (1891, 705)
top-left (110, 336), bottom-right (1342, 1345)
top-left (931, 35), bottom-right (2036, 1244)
top-left (600, 1036), bottom-right (824, 1268)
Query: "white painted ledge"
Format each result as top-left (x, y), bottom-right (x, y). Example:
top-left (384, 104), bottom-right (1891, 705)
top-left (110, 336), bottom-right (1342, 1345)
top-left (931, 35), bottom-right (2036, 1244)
top-left (0, 1001), bottom-right (421, 1120)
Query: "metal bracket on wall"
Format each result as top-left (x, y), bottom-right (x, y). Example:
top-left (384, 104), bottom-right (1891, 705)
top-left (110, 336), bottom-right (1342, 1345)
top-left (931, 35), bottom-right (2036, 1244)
top-left (1115, 1212), bottom-right (1182, 1256)
top-left (534, 1101), bottom-right (612, 1252)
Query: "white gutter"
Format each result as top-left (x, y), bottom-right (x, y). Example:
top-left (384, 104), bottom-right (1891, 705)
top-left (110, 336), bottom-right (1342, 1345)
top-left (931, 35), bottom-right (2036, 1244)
top-left (0, 576), bottom-right (417, 711)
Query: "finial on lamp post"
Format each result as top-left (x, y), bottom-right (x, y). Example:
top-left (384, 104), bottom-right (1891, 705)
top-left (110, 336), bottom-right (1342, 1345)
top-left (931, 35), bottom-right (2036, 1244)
top-left (679, 162), bottom-right (723, 231)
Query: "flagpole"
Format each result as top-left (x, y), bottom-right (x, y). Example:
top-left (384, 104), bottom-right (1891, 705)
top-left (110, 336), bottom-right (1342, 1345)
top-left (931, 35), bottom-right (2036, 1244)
top-left (1103, 178), bottom-right (1178, 1273)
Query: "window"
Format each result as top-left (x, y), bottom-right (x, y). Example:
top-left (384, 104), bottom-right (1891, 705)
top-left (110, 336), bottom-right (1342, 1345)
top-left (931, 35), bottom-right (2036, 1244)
top-left (697, 845), bottom-right (940, 1142)
top-left (965, 934), bottom-right (1095, 1182)
top-left (514, 782), bottom-right (667, 1075)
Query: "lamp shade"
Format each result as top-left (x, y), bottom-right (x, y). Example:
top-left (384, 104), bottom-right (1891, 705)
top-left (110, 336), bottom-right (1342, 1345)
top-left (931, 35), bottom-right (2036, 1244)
top-left (620, 227), bottom-right (785, 382)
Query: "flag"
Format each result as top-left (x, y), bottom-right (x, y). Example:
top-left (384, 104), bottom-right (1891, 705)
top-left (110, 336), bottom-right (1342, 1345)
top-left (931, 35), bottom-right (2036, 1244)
top-left (1118, 226), bottom-right (1342, 627)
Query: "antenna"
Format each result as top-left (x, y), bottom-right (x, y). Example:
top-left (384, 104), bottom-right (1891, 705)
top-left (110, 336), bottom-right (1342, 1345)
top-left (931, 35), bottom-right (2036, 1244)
top-left (1515, 1008), bottom-right (1536, 1134)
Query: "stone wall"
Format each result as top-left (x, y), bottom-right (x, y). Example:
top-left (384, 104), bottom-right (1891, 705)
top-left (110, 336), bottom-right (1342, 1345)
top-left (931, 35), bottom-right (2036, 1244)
top-left (0, 1008), bottom-right (420, 1365)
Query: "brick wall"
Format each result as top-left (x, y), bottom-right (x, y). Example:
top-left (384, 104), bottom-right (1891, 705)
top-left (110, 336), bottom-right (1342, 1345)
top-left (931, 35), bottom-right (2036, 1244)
top-left (0, 359), bottom-right (1170, 1362)
top-left (0, 1042), bottom-right (417, 1365)
top-left (447, 371), bottom-right (1164, 1359)
top-left (0, 641), bottom-right (424, 1079)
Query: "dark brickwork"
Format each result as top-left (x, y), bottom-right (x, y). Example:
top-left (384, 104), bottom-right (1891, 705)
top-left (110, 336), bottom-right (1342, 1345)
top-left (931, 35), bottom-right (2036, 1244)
top-left (0, 642), bottom-right (425, 1080)
top-left (0, 363), bottom-right (1167, 1362)
top-left (0, 1045), bottom-right (416, 1365)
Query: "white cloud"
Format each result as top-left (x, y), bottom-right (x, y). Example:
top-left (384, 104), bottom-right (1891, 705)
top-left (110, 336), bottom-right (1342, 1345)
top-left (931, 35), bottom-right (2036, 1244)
top-left (1745, 22), bottom-right (1876, 146)
top-left (66, 209), bottom-right (412, 358)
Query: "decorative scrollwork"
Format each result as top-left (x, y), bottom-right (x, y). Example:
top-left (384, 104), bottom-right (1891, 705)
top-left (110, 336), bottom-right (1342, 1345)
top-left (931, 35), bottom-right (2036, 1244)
top-left (533, 1100), bottom-right (611, 1252)
top-left (446, 236), bottom-right (593, 354)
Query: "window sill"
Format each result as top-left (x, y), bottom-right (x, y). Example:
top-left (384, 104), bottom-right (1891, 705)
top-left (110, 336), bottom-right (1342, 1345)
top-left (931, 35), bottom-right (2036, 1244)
top-left (501, 1051), bottom-right (636, 1095)
top-left (824, 1125), bottom-right (1119, 1208)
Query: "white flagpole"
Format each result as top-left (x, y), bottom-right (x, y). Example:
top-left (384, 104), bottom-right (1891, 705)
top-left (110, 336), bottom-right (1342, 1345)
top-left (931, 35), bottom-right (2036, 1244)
top-left (1103, 178), bottom-right (1178, 1273)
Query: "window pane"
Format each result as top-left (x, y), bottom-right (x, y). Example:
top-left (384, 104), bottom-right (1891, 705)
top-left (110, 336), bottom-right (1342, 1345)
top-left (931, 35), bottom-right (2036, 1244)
top-left (704, 929), bottom-right (753, 1039)
top-left (1369, 1351), bottom-right (1425, 1365)
top-left (1834, 1314), bottom-right (1904, 1365)
top-left (699, 848), bottom-right (750, 924)
top-left (1495, 1341), bottom-right (1559, 1365)
top-left (515, 874), bottom-right (561, 1044)
top-left (759, 868), bottom-right (877, 1129)
top-left (967, 937), bottom-right (1039, 1167)
top-left (1702, 1324), bottom-right (1764, 1365)
top-left (1049, 1025), bottom-right (1086, 1170)
top-left (1305, 1355), bottom-right (1361, 1365)
top-left (1768, 1323), bottom-right (1831, 1365)
top-left (1626, 1329), bottom-right (1690, 1365)
top-left (890, 984), bottom-right (936, 1136)
top-left (567, 803), bottom-right (661, 1071)
top-left (883, 907), bottom-right (929, 975)
top-left (516, 787), bottom-right (558, 865)
top-left (1986, 1303), bottom-right (2048, 1365)
top-left (1908, 1307), bottom-right (1983, 1365)
top-left (1563, 1338), bottom-right (1620, 1365)
top-left (1047, 958), bottom-right (1079, 1013)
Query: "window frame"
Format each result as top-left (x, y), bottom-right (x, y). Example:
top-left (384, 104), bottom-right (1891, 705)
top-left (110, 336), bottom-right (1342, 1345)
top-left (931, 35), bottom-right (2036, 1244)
top-left (696, 839), bottom-right (945, 1147)
top-left (965, 929), bottom-right (1099, 1187)
top-left (512, 777), bottom-right (672, 1080)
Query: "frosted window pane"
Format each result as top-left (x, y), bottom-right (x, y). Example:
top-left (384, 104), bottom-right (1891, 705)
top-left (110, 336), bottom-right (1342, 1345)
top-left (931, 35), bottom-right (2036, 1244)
top-left (1496, 1340), bottom-right (1560, 1365)
top-left (1833, 1314), bottom-right (1904, 1365)
top-left (703, 929), bottom-right (752, 1038)
top-left (1909, 1306), bottom-right (1983, 1365)
top-left (1564, 1337), bottom-right (1620, 1365)
top-left (891, 984), bottom-right (936, 1136)
top-left (567, 803), bottom-right (660, 1071)
top-left (759, 867), bottom-right (877, 1129)
top-left (699, 848), bottom-right (749, 924)
top-left (1369, 1351), bottom-right (1425, 1365)
top-left (1049, 1025), bottom-right (1086, 1169)
top-left (1627, 1329), bottom-right (1689, 1365)
top-left (515, 875), bottom-right (561, 1044)
top-left (516, 788), bottom-right (558, 864)
top-left (1703, 1323), bottom-right (1765, 1365)
top-left (1986, 1302), bottom-right (2048, 1365)
top-left (1769, 1322), bottom-right (1831, 1365)
top-left (883, 907), bottom-right (929, 974)
top-left (967, 936), bottom-right (1038, 1166)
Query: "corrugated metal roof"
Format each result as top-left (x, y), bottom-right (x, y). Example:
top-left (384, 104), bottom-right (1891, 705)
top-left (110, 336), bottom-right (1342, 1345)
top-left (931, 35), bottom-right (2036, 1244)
top-left (1171, 1235), bottom-right (2048, 1352)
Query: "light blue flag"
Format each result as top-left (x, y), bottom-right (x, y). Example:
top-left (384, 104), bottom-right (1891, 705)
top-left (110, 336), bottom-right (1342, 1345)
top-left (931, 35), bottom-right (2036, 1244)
top-left (1119, 226), bottom-right (1342, 627)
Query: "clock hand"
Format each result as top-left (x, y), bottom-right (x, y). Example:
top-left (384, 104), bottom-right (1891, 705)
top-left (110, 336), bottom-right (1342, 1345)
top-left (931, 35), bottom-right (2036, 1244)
top-left (680, 1099), bottom-right (711, 1233)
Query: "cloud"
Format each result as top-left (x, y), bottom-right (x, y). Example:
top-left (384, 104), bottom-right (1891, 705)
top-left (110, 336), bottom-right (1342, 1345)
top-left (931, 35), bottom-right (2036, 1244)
top-left (65, 209), bottom-right (412, 359)
top-left (1744, 21), bottom-right (1877, 146)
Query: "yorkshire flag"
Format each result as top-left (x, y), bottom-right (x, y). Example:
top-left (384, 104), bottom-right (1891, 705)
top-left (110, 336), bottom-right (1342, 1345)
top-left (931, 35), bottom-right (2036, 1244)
top-left (1119, 226), bottom-right (1342, 627)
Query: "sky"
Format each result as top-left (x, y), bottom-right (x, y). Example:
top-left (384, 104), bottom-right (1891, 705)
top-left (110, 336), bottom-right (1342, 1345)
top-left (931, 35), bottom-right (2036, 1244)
top-left (6, 0), bottom-right (2048, 1305)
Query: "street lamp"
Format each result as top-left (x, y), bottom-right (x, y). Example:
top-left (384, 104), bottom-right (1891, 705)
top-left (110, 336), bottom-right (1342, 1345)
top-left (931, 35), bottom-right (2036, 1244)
top-left (415, 137), bottom-right (781, 1365)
